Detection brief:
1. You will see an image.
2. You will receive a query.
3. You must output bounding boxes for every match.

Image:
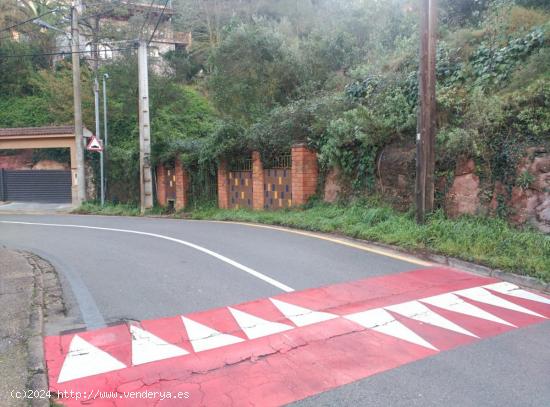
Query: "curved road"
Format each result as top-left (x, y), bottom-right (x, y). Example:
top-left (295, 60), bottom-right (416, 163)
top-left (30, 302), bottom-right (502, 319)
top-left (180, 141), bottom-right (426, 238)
top-left (0, 214), bottom-right (423, 328)
top-left (1, 213), bottom-right (549, 406)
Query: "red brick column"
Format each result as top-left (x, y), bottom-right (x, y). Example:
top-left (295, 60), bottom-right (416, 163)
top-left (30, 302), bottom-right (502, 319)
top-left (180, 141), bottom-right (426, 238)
top-left (291, 144), bottom-right (318, 206)
top-left (156, 164), bottom-right (167, 207)
top-left (174, 160), bottom-right (189, 211)
top-left (217, 160), bottom-right (230, 209)
top-left (252, 151), bottom-right (265, 210)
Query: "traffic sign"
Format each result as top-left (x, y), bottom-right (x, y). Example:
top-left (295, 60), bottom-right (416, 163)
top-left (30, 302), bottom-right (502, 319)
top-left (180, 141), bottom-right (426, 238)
top-left (86, 135), bottom-right (103, 152)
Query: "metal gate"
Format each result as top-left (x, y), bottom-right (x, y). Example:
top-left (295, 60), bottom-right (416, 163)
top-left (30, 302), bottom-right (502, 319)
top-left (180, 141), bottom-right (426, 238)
top-left (0, 169), bottom-right (71, 203)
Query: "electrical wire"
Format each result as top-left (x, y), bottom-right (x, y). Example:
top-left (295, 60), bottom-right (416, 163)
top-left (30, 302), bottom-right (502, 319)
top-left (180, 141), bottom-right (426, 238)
top-left (0, 9), bottom-right (59, 33)
top-left (138, 0), bottom-right (157, 40)
top-left (0, 46), bottom-right (135, 59)
top-left (148, 0), bottom-right (169, 45)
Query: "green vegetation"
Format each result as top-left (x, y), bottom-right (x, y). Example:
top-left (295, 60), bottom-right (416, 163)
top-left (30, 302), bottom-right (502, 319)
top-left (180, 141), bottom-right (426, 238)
top-left (73, 201), bottom-right (168, 217)
top-left (190, 201), bottom-right (550, 282)
top-left (2, 0), bottom-right (549, 230)
top-left (75, 199), bottom-right (550, 282)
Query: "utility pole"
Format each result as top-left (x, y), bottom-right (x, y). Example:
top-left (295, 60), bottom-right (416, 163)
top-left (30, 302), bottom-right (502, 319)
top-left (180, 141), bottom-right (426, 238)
top-left (138, 40), bottom-right (153, 212)
top-left (103, 73), bottom-right (109, 201)
top-left (94, 77), bottom-right (105, 206)
top-left (71, 0), bottom-right (86, 204)
top-left (415, 0), bottom-right (437, 224)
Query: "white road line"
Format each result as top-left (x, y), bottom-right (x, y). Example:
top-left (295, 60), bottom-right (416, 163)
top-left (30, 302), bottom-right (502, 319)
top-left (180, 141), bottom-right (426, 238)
top-left (0, 220), bottom-right (295, 293)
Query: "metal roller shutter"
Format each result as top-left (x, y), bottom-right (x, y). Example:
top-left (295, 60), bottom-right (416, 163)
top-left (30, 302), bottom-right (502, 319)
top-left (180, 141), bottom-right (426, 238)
top-left (3, 170), bottom-right (71, 203)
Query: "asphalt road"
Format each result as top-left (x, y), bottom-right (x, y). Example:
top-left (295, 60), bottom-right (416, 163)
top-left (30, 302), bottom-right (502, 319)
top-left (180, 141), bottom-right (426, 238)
top-left (1, 213), bottom-right (549, 406)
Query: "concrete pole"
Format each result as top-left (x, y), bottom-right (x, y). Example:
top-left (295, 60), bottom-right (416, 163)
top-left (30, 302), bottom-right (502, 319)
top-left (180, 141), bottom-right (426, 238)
top-left (103, 73), bottom-right (109, 201)
top-left (138, 40), bottom-right (153, 211)
top-left (71, 0), bottom-right (86, 204)
top-left (94, 77), bottom-right (104, 206)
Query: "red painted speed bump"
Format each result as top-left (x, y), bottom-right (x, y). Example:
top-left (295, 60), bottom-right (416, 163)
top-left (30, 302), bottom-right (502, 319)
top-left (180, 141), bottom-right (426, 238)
top-left (44, 268), bottom-right (550, 406)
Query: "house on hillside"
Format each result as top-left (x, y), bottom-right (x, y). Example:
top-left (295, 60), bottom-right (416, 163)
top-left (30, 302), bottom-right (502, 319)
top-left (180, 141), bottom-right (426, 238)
top-left (53, 1), bottom-right (192, 71)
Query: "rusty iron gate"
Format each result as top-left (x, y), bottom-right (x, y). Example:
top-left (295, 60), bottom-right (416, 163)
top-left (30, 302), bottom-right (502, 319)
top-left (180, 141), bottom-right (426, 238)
top-left (264, 155), bottom-right (292, 209)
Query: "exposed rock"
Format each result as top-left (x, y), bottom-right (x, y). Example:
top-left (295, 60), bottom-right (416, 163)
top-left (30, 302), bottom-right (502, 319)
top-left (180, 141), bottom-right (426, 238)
top-left (455, 157), bottom-right (476, 176)
top-left (507, 148), bottom-right (550, 232)
top-left (377, 142), bottom-right (416, 210)
top-left (0, 150), bottom-right (33, 170)
top-left (32, 160), bottom-right (69, 170)
top-left (323, 167), bottom-right (341, 203)
top-left (446, 173), bottom-right (480, 217)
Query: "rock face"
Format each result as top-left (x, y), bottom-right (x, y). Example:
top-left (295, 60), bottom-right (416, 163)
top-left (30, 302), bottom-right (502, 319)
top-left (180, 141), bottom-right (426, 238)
top-left (377, 142), bottom-right (416, 210)
top-left (509, 149), bottom-right (550, 232)
top-left (323, 167), bottom-right (341, 203)
top-left (445, 158), bottom-right (480, 218)
top-left (0, 150), bottom-right (33, 169)
top-left (32, 160), bottom-right (69, 170)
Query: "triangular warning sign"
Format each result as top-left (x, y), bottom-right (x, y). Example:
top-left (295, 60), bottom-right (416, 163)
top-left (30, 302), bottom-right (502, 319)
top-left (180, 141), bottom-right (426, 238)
top-left (87, 135), bottom-right (103, 152)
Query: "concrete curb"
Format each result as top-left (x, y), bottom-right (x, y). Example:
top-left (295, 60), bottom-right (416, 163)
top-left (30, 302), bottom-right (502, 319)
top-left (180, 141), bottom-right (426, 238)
top-left (324, 232), bottom-right (549, 295)
top-left (22, 253), bottom-right (50, 407)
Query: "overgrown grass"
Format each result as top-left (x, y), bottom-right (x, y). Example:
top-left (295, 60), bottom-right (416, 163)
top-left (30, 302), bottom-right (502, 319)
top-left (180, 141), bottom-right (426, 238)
top-left (190, 201), bottom-right (550, 282)
top-left (73, 201), bottom-right (166, 217)
top-left (74, 200), bottom-right (550, 282)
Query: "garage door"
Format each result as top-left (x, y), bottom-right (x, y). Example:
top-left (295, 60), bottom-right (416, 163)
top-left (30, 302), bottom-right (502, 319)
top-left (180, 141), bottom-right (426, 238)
top-left (0, 169), bottom-right (71, 203)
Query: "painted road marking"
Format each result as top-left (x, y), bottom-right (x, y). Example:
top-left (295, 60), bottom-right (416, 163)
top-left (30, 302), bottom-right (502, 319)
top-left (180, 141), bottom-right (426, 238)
top-left (345, 308), bottom-right (438, 350)
top-left (57, 335), bottom-right (126, 384)
top-left (485, 281), bottom-right (550, 304)
top-left (0, 220), bottom-right (294, 292)
top-left (228, 307), bottom-right (293, 339)
top-left (181, 316), bottom-right (244, 352)
top-left (385, 300), bottom-right (478, 338)
top-left (420, 292), bottom-right (516, 327)
top-left (269, 298), bottom-right (338, 326)
top-left (456, 286), bottom-right (545, 317)
top-left (130, 325), bottom-right (188, 366)
top-left (43, 268), bottom-right (550, 406)
top-left (209, 220), bottom-right (434, 267)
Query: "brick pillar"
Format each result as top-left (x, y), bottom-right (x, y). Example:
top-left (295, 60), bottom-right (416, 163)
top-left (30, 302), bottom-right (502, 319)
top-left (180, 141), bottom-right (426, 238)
top-left (217, 160), bottom-right (230, 209)
top-left (156, 164), bottom-right (167, 207)
top-left (291, 144), bottom-right (318, 206)
top-left (252, 151), bottom-right (265, 210)
top-left (174, 160), bottom-right (189, 211)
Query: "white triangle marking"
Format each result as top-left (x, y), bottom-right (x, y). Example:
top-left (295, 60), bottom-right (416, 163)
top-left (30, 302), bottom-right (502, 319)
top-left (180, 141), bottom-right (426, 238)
top-left (421, 293), bottom-right (515, 327)
top-left (484, 282), bottom-right (550, 306)
top-left (228, 307), bottom-right (293, 339)
top-left (269, 298), bottom-right (338, 327)
top-left (181, 316), bottom-right (244, 352)
top-left (57, 335), bottom-right (126, 383)
top-left (386, 300), bottom-right (478, 337)
top-left (130, 325), bottom-right (188, 366)
top-left (345, 308), bottom-right (438, 350)
top-left (455, 287), bottom-right (544, 318)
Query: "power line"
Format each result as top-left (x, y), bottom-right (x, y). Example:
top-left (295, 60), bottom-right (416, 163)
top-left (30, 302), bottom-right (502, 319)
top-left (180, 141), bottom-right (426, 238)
top-left (0, 46), bottom-right (135, 59)
top-left (139, 0), bottom-right (158, 40)
top-left (0, 9), bottom-right (59, 33)
top-left (148, 0), bottom-right (169, 45)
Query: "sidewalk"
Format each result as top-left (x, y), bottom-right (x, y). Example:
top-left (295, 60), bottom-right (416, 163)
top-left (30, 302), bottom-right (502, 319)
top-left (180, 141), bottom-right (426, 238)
top-left (0, 249), bottom-right (49, 407)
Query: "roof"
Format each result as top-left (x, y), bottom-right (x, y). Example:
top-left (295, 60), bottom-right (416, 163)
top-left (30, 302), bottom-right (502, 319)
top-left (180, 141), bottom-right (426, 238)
top-left (0, 126), bottom-right (75, 137)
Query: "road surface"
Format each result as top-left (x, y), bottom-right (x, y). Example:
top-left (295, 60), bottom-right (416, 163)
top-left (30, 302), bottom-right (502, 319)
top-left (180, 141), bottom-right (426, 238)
top-left (1, 213), bottom-right (549, 406)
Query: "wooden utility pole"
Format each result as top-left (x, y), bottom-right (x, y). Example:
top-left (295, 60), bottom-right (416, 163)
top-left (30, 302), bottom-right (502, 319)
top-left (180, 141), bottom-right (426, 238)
top-left (416, 0), bottom-right (437, 223)
top-left (138, 40), bottom-right (153, 212)
top-left (71, 0), bottom-right (86, 204)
